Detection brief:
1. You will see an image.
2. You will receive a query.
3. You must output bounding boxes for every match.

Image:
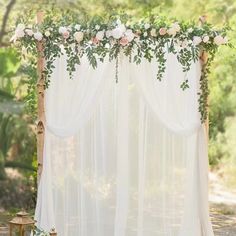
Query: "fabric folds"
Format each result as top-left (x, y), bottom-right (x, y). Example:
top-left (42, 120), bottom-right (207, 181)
top-left (35, 52), bottom-right (214, 236)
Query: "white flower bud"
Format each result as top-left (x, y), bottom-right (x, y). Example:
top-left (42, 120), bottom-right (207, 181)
top-left (59, 26), bottom-right (67, 34)
top-left (193, 36), bottom-right (202, 45)
top-left (74, 24), bottom-right (81, 30)
top-left (17, 23), bottom-right (25, 31)
top-left (45, 31), bottom-right (51, 37)
top-left (214, 35), bottom-right (224, 45)
top-left (25, 29), bottom-right (33, 36)
top-left (203, 35), bottom-right (209, 43)
top-left (187, 28), bottom-right (193, 33)
top-left (74, 31), bottom-right (84, 43)
top-left (167, 27), bottom-right (176, 36)
top-left (150, 28), bottom-right (157, 37)
top-left (34, 32), bottom-right (43, 41)
top-left (144, 23), bottom-right (150, 30)
top-left (96, 30), bottom-right (104, 40)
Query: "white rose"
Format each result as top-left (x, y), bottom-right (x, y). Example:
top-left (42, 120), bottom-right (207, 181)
top-left (143, 32), bottom-right (148, 37)
top-left (144, 23), bottom-right (150, 30)
top-left (45, 31), bottom-right (51, 37)
top-left (167, 27), bottom-right (176, 36)
top-left (15, 28), bottom-right (25, 38)
top-left (34, 32), bottom-right (43, 41)
top-left (17, 23), bottom-right (25, 31)
top-left (15, 29), bottom-right (25, 38)
top-left (187, 28), bottom-right (193, 33)
top-left (119, 24), bottom-right (126, 34)
top-left (193, 36), bottom-right (202, 45)
top-left (95, 25), bottom-right (100, 30)
top-left (125, 29), bottom-right (135, 42)
top-left (25, 29), bottom-right (33, 36)
top-left (112, 27), bottom-right (123, 39)
top-left (74, 24), bottom-right (81, 30)
top-left (203, 35), bottom-right (209, 43)
top-left (150, 28), bottom-right (157, 37)
top-left (214, 35), bottom-right (224, 45)
top-left (105, 30), bottom-right (112, 38)
top-left (74, 31), bottom-right (84, 43)
top-left (172, 22), bottom-right (180, 32)
top-left (105, 43), bottom-right (110, 49)
top-left (96, 30), bottom-right (104, 40)
top-left (59, 26), bottom-right (67, 34)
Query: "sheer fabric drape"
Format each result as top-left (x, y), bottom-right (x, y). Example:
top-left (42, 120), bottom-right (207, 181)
top-left (35, 53), bottom-right (214, 236)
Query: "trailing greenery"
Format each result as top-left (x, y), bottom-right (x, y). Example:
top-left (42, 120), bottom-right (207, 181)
top-left (11, 12), bottom-right (229, 123)
top-left (34, 227), bottom-right (50, 236)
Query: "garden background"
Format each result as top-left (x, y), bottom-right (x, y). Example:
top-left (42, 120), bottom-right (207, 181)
top-left (0, 0), bottom-right (236, 235)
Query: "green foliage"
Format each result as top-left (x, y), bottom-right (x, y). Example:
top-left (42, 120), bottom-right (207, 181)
top-left (13, 12), bottom-right (228, 123)
top-left (34, 228), bottom-right (49, 236)
top-left (0, 177), bottom-right (36, 209)
top-left (0, 46), bottom-right (36, 184)
top-left (0, 48), bottom-right (19, 79)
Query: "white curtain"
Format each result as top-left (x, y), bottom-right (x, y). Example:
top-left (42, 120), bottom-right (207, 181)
top-left (35, 52), bottom-right (214, 236)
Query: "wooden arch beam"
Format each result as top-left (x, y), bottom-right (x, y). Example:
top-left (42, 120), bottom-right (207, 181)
top-left (36, 11), bottom-right (45, 183)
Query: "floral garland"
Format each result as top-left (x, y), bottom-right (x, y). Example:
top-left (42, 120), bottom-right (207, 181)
top-left (11, 14), bottom-right (229, 123)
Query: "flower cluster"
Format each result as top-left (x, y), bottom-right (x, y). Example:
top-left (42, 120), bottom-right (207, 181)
top-left (11, 23), bottom-right (43, 42)
top-left (12, 14), bottom-right (229, 123)
top-left (12, 18), bottom-right (228, 47)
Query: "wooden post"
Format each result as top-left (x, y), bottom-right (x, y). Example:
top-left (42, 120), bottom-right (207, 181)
top-left (199, 15), bottom-right (209, 141)
top-left (36, 11), bottom-right (45, 183)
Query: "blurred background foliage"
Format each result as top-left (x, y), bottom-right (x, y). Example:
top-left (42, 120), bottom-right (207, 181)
top-left (0, 0), bottom-right (235, 210)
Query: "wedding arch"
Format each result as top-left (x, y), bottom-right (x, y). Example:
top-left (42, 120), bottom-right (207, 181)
top-left (12, 11), bottom-right (228, 236)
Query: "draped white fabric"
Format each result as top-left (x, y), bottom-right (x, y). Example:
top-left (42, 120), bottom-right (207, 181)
top-left (35, 52), bottom-right (214, 236)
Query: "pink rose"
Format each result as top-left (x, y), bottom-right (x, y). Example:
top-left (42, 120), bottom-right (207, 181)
top-left (92, 37), bottom-right (99, 45)
top-left (159, 27), bottom-right (167, 36)
top-left (63, 31), bottom-right (70, 39)
top-left (120, 37), bottom-right (129, 46)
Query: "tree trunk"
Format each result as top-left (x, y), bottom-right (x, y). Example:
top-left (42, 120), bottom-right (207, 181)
top-left (36, 11), bottom-right (45, 184)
